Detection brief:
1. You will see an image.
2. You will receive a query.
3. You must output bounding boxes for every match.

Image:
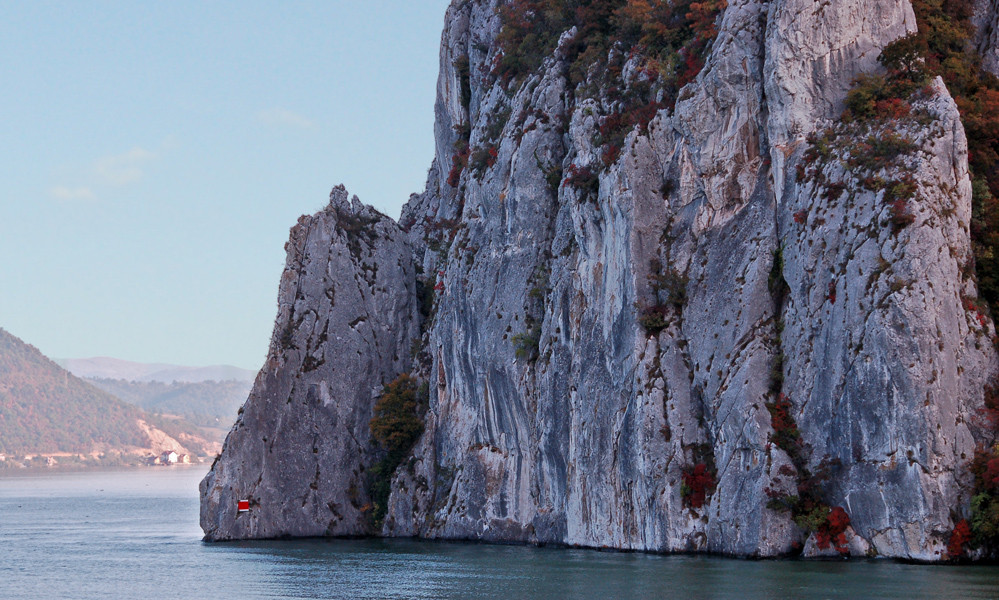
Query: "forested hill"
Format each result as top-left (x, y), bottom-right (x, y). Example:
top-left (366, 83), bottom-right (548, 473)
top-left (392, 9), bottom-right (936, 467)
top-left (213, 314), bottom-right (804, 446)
top-left (0, 328), bottom-right (215, 457)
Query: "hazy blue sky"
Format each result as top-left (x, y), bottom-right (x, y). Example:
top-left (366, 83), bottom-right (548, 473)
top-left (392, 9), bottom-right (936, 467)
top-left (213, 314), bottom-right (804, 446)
top-left (0, 1), bottom-right (451, 370)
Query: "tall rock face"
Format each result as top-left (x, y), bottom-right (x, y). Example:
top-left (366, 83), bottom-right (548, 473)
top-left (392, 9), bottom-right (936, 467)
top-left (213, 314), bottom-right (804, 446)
top-left (200, 187), bottom-right (419, 540)
top-left (202, 1), bottom-right (999, 560)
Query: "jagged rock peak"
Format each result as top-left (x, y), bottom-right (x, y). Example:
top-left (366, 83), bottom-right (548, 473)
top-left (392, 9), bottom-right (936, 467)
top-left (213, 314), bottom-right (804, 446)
top-left (326, 184), bottom-right (375, 217)
top-left (328, 184), bottom-right (350, 210)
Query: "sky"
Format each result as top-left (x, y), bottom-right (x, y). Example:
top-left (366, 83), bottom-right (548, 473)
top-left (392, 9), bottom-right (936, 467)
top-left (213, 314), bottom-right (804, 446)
top-left (0, 0), bottom-right (451, 370)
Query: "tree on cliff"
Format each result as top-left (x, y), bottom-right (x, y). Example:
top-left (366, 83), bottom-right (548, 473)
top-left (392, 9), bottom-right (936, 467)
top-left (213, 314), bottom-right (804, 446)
top-left (368, 374), bottom-right (428, 527)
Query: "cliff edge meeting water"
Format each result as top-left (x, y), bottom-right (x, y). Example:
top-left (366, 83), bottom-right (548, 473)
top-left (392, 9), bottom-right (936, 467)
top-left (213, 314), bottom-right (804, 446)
top-left (3, 1), bottom-right (999, 598)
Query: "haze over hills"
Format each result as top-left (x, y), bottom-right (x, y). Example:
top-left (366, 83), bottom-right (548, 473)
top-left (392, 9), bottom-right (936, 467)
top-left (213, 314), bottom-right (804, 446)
top-left (85, 378), bottom-right (251, 431)
top-left (0, 328), bottom-right (220, 464)
top-left (58, 357), bottom-right (256, 384)
top-left (57, 357), bottom-right (255, 433)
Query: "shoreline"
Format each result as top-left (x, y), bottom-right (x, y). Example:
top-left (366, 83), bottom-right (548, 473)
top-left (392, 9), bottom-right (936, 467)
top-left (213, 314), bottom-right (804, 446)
top-left (199, 532), bottom-right (999, 566)
top-left (0, 461), bottom-right (210, 475)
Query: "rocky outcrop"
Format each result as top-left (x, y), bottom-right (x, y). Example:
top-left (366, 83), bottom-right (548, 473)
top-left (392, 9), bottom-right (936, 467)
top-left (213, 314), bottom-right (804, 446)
top-left (200, 187), bottom-right (419, 540)
top-left (975, 0), bottom-right (999, 75)
top-left (202, 0), bottom-right (999, 560)
top-left (778, 77), bottom-right (989, 559)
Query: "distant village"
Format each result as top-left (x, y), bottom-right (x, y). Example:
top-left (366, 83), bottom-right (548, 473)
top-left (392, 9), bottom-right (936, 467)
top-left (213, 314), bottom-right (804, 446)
top-left (0, 450), bottom-right (207, 469)
top-left (146, 450), bottom-right (196, 466)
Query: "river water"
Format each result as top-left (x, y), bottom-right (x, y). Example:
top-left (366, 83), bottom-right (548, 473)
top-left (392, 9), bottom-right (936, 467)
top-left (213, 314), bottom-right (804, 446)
top-left (1, 467), bottom-right (997, 599)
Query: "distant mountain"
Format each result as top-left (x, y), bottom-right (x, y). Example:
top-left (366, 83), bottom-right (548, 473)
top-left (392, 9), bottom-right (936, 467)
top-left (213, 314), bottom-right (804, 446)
top-left (57, 357), bottom-right (256, 383)
top-left (0, 329), bottom-right (219, 461)
top-left (85, 378), bottom-right (251, 430)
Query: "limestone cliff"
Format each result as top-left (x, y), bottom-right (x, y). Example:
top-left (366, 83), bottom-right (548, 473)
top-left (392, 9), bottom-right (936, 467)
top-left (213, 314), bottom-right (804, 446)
top-left (200, 188), bottom-right (419, 539)
top-left (202, 0), bottom-right (999, 560)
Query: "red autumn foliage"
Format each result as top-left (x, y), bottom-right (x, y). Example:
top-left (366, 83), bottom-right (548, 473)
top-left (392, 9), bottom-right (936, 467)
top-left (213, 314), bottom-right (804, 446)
top-left (596, 100), bottom-right (663, 167)
top-left (599, 111), bottom-right (626, 138)
top-left (890, 0), bottom-right (999, 314)
top-left (681, 462), bottom-right (716, 509)
top-left (565, 163), bottom-right (600, 200)
top-left (447, 146), bottom-right (471, 187)
top-left (822, 182), bottom-right (846, 203)
top-left (963, 296), bottom-right (990, 328)
top-left (686, 1), bottom-right (727, 39)
top-left (889, 197), bottom-right (915, 231)
top-left (984, 384), bottom-right (999, 433)
top-left (814, 506), bottom-right (851, 553)
top-left (948, 519), bottom-right (973, 558)
top-left (970, 447), bottom-right (999, 496)
top-left (766, 393), bottom-right (801, 460)
top-left (987, 457), bottom-right (999, 489)
top-left (793, 209), bottom-right (807, 225)
top-left (629, 100), bottom-right (663, 134)
top-left (676, 46), bottom-right (705, 90)
top-left (496, 0), bottom-right (726, 96)
top-left (874, 97), bottom-right (911, 119)
top-left (602, 144), bottom-right (621, 168)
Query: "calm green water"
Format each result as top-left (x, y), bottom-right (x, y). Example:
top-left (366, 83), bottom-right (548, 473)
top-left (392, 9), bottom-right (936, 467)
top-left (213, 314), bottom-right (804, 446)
top-left (1, 467), bottom-right (997, 599)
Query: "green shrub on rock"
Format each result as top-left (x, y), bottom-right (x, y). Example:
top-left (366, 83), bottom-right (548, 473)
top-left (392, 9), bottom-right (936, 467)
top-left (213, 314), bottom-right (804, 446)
top-left (368, 374), bottom-right (428, 527)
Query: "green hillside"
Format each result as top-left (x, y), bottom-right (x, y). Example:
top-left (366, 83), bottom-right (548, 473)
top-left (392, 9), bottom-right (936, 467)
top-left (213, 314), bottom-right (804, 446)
top-left (0, 328), bottom-right (151, 455)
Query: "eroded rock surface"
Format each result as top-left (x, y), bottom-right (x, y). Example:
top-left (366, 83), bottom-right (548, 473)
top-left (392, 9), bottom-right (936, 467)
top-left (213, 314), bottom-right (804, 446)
top-left (202, 0), bottom-right (998, 560)
top-left (200, 187), bottom-right (419, 540)
top-left (976, 0), bottom-right (999, 75)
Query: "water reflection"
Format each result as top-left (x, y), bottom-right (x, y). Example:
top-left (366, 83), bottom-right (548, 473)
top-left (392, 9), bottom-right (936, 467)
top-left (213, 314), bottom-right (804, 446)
top-left (2, 468), bottom-right (997, 600)
top-left (204, 537), bottom-right (999, 600)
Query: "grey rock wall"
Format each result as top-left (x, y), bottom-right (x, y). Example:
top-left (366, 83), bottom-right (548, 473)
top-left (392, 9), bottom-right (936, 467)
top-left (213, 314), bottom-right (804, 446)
top-left (976, 0), bottom-right (999, 75)
top-left (202, 0), bottom-right (998, 560)
top-left (200, 186), bottom-right (419, 540)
